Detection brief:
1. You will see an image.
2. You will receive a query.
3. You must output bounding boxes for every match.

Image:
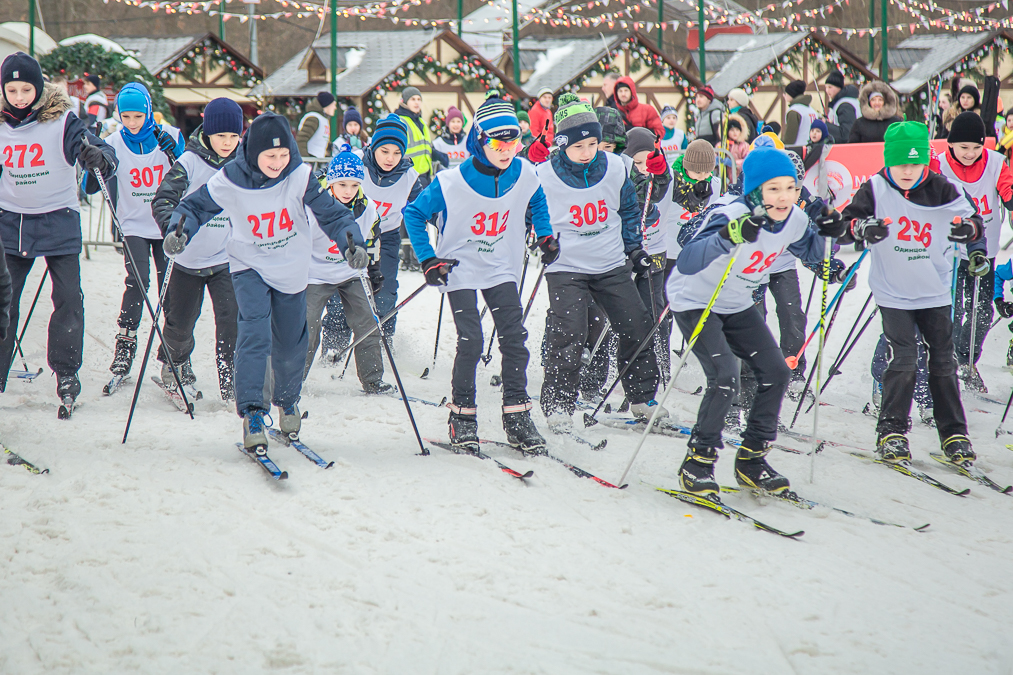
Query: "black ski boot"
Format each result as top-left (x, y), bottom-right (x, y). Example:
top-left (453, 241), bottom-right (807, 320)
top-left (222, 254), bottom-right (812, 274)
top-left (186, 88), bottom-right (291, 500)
top-left (958, 363), bottom-right (987, 393)
top-left (503, 403), bottom-right (546, 455)
top-left (57, 373), bottom-right (81, 403)
top-left (679, 446), bottom-right (719, 496)
top-left (941, 434), bottom-right (976, 465)
top-left (109, 329), bottom-right (137, 375)
top-left (362, 380), bottom-right (395, 395)
top-left (875, 433), bottom-right (912, 463)
top-left (448, 404), bottom-right (479, 453)
top-left (735, 443), bottom-right (790, 494)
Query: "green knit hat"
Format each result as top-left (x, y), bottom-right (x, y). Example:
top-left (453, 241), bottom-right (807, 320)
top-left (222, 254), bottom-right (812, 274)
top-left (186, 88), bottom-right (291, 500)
top-left (553, 93), bottom-right (601, 148)
top-left (883, 121), bottom-right (930, 167)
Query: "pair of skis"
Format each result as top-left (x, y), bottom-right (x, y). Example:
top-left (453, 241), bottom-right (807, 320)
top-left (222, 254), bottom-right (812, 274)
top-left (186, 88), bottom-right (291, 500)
top-left (3, 445), bottom-right (47, 474)
top-left (236, 429), bottom-right (335, 480)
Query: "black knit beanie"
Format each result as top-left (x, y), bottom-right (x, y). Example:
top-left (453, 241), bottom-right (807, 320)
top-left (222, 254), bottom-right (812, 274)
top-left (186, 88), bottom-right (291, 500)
top-left (947, 111), bottom-right (986, 145)
top-left (1, 52), bottom-right (44, 119)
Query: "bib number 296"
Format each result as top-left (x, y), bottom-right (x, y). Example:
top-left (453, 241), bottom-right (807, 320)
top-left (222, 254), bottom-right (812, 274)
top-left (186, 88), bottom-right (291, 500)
top-left (249, 209), bottom-right (294, 239)
top-left (569, 200), bottom-right (608, 227)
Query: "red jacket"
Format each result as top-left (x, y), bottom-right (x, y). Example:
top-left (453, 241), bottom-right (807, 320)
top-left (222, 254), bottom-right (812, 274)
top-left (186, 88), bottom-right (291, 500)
top-left (614, 76), bottom-right (664, 137)
top-left (930, 149), bottom-right (1013, 207)
top-left (527, 101), bottom-right (554, 143)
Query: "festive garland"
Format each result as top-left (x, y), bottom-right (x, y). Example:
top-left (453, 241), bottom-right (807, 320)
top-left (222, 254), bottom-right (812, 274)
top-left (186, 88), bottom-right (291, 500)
top-left (428, 108), bottom-right (447, 136)
top-left (155, 37), bottom-right (261, 89)
top-left (741, 35), bottom-right (867, 94)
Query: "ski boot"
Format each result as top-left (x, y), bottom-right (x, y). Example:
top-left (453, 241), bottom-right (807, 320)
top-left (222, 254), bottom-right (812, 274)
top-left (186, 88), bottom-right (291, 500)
top-left (161, 359), bottom-right (196, 393)
top-left (56, 374), bottom-right (81, 418)
top-left (362, 380), bottom-right (395, 395)
top-left (678, 446), bottom-right (719, 496)
top-left (958, 363), bottom-right (987, 393)
top-left (875, 433), bottom-right (912, 463)
top-left (1006, 342), bottom-right (1013, 371)
top-left (277, 402), bottom-right (301, 439)
top-left (545, 411), bottom-right (573, 434)
top-left (630, 399), bottom-right (670, 422)
top-left (109, 328), bottom-right (137, 375)
top-left (918, 405), bottom-right (936, 427)
top-left (941, 434), bottom-right (976, 465)
top-left (243, 409), bottom-right (269, 455)
top-left (400, 240), bottom-right (421, 272)
top-left (503, 402), bottom-right (546, 455)
top-left (734, 443), bottom-right (790, 494)
top-left (448, 403), bottom-right (479, 453)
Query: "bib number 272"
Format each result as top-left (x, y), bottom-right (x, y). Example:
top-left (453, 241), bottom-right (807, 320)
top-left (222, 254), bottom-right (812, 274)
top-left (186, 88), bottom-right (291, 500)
top-left (569, 200), bottom-right (608, 227)
top-left (249, 209), bottom-right (294, 239)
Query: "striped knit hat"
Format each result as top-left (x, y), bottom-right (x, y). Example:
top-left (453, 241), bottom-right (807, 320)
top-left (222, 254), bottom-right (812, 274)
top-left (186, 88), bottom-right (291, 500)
top-left (553, 93), bottom-right (601, 149)
top-left (369, 113), bottom-right (408, 155)
top-left (474, 98), bottom-right (520, 141)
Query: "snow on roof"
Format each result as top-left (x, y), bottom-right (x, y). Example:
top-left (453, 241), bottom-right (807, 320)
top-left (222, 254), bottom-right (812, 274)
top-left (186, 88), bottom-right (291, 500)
top-left (113, 36), bottom-right (201, 76)
top-left (251, 30), bottom-right (437, 99)
top-left (59, 34), bottom-right (143, 70)
top-left (0, 22), bottom-right (57, 56)
top-left (703, 32), bottom-right (805, 98)
top-left (518, 36), bottom-right (622, 96)
top-left (890, 33), bottom-right (994, 94)
top-left (461, 0), bottom-right (545, 60)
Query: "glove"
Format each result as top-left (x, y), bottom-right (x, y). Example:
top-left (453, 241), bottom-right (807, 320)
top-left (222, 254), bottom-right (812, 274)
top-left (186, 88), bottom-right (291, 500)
top-left (948, 217), bottom-right (981, 244)
top-left (527, 138), bottom-right (550, 164)
top-left (816, 208), bottom-right (847, 238)
top-left (156, 130), bottom-right (178, 160)
top-left (367, 262), bottom-right (384, 294)
top-left (995, 297), bottom-right (1013, 318)
top-left (645, 149), bottom-right (667, 176)
top-left (163, 229), bottom-right (187, 256)
top-left (692, 179), bottom-right (713, 200)
top-left (78, 140), bottom-right (109, 173)
top-left (720, 214), bottom-right (762, 244)
top-left (835, 263), bottom-right (858, 292)
top-left (628, 248), bottom-right (653, 276)
top-left (850, 217), bottom-right (890, 244)
top-left (421, 257), bottom-right (459, 286)
top-left (537, 235), bottom-right (559, 265)
top-left (968, 250), bottom-right (990, 277)
top-left (347, 245), bottom-right (369, 270)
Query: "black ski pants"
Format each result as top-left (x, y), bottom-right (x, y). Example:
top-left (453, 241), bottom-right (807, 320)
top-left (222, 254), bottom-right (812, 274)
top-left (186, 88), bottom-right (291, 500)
top-left (118, 235), bottom-right (168, 332)
top-left (879, 305), bottom-right (966, 440)
top-left (447, 281), bottom-right (530, 409)
top-left (542, 262), bottom-right (658, 416)
top-left (952, 258), bottom-right (994, 366)
top-left (0, 253), bottom-right (83, 390)
top-left (674, 305), bottom-right (790, 450)
top-left (635, 255), bottom-right (670, 381)
top-left (159, 268), bottom-right (237, 398)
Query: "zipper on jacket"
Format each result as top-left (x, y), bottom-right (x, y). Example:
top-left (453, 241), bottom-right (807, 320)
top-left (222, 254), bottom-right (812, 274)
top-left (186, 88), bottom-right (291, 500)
top-left (494, 173), bottom-right (499, 198)
top-left (583, 164), bottom-right (590, 188)
top-left (18, 213), bottom-right (22, 255)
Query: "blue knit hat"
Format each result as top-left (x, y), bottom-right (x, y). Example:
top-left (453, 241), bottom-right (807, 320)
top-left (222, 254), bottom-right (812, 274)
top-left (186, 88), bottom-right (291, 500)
top-left (370, 113), bottom-right (408, 155)
top-left (327, 144), bottom-right (364, 183)
top-left (474, 98), bottom-right (519, 141)
top-left (202, 98), bottom-right (243, 135)
top-left (742, 147), bottom-right (797, 195)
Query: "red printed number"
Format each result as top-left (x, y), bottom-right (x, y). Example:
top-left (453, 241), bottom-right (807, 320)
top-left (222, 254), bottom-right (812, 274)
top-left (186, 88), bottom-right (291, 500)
top-left (896, 216), bottom-right (932, 248)
top-left (568, 200), bottom-right (608, 227)
top-left (249, 208), bottom-right (295, 239)
top-left (128, 165), bottom-right (164, 188)
top-left (741, 250), bottom-right (780, 274)
top-left (2, 144), bottom-right (44, 169)
top-left (373, 200), bottom-right (393, 218)
top-left (973, 195), bottom-right (992, 216)
top-left (472, 210), bottom-right (510, 236)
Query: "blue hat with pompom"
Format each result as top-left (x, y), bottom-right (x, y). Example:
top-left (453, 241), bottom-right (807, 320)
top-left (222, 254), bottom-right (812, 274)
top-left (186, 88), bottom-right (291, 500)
top-left (326, 144), bottom-right (364, 184)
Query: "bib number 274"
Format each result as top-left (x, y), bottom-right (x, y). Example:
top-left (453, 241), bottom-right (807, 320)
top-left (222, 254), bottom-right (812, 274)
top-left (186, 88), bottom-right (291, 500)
top-left (569, 200), bottom-right (608, 227)
top-left (249, 209), bottom-right (294, 239)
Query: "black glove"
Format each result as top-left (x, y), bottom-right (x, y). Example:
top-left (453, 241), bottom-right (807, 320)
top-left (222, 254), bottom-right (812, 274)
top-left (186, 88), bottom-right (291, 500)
top-left (850, 217), bottom-right (890, 244)
top-left (995, 297), bottom-right (1013, 318)
top-left (421, 257), bottom-right (459, 287)
top-left (78, 140), bottom-right (110, 173)
top-left (692, 179), bottom-right (712, 200)
top-left (156, 129), bottom-right (178, 160)
top-left (537, 235), bottom-right (559, 265)
top-left (720, 214), bottom-right (762, 244)
top-left (835, 263), bottom-right (858, 292)
top-left (628, 248), bottom-right (653, 276)
top-left (948, 217), bottom-right (981, 244)
top-left (816, 208), bottom-right (847, 238)
top-left (367, 262), bottom-right (384, 294)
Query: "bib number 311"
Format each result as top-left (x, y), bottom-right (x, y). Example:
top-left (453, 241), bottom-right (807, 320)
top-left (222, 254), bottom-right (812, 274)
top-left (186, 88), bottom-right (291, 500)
top-left (249, 209), bottom-right (294, 239)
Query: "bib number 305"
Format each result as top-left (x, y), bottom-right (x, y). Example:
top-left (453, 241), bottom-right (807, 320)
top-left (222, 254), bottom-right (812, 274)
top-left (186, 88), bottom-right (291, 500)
top-left (249, 209), bottom-right (294, 239)
top-left (569, 200), bottom-right (608, 228)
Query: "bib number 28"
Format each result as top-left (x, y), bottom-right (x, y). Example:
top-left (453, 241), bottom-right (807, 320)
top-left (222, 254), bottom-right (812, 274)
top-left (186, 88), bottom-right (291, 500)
top-left (569, 200), bottom-right (608, 227)
top-left (249, 209), bottom-right (294, 239)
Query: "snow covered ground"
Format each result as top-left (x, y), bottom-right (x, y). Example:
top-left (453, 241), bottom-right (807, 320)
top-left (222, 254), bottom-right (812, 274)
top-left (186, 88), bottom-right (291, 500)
top-left (2, 239), bottom-right (1012, 674)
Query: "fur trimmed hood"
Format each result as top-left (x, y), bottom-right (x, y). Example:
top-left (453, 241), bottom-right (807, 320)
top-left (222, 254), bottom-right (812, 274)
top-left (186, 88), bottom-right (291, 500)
top-left (1, 82), bottom-right (72, 127)
top-left (858, 81), bottom-right (899, 121)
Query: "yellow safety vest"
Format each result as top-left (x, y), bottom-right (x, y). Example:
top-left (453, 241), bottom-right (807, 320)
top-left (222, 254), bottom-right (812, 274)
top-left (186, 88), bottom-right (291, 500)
top-left (401, 114), bottom-right (433, 177)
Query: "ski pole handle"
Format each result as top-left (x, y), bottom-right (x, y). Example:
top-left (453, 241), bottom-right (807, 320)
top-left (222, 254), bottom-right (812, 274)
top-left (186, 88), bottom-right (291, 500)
top-left (175, 215), bottom-right (185, 238)
top-left (346, 231), bottom-right (357, 255)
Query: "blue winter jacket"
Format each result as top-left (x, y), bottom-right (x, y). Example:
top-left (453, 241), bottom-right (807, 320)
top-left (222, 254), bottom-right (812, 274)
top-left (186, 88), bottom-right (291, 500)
top-left (995, 259), bottom-right (1013, 300)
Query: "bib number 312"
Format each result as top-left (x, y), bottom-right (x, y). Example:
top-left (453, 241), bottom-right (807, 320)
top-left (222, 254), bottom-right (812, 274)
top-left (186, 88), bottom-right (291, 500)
top-left (569, 200), bottom-right (608, 227)
top-left (472, 210), bottom-right (509, 236)
top-left (249, 209), bottom-right (294, 239)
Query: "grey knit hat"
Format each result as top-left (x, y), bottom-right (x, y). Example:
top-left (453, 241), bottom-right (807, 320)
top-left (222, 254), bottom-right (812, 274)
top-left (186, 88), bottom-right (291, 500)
top-left (553, 93), bottom-right (601, 148)
top-left (682, 139), bottom-right (715, 174)
top-left (623, 127), bottom-right (656, 157)
top-left (401, 86), bottom-right (421, 102)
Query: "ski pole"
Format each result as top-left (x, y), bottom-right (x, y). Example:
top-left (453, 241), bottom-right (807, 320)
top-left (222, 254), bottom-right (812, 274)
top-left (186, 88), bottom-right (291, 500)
top-left (967, 272), bottom-right (981, 374)
top-left (950, 249), bottom-right (959, 321)
top-left (13, 265), bottom-right (49, 374)
top-left (995, 382), bottom-right (1013, 437)
top-left (421, 294), bottom-right (444, 379)
top-left (520, 262), bottom-right (546, 326)
top-left (809, 236), bottom-right (833, 483)
top-left (89, 157), bottom-right (194, 427)
top-left (482, 247), bottom-right (531, 366)
top-left (586, 317), bottom-right (612, 366)
top-left (825, 291), bottom-right (873, 378)
top-left (347, 233), bottom-right (428, 455)
top-left (615, 241), bottom-right (746, 487)
top-left (330, 281), bottom-right (428, 365)
top-left (123, 218), bottom-right (181, 443)
top-left (802, 272), bottom-right (817, 318)
top-left (786, 247), bottom-right (870, 369)
top-left (789, 275), bottom-right (844, 429)
top-left (338, 346), bottom-right (354, 379)
top-left (639, 180), bottom-right (658, 325)
top-left (805, 305), bottom-right (879, 415)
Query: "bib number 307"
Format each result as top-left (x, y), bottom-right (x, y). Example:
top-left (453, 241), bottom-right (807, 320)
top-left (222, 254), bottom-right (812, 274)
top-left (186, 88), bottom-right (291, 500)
top-left (249, 209), bottom-right (294, 239)
top-left (569, 200), bottom-right (608, 227)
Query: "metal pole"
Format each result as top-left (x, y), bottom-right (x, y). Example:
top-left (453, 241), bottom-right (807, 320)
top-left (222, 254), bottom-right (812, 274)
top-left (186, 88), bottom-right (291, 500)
top-left (880, 0), bottom-right (888, 81)
top-left (219, 0), bottom-right (225, 40)
top-left (697, 0), bottom-right (705, 83)
top-left (330, 0), bottom-right (338, 144)
top-left (869, 0), bottom-right (875, 65)
top-left (512, 0), bottom-right (521, 85)
top-left (248, 2), bottom-right (258, 67)
top-left (28, 0), bottom-right (35, 57)
top-left (457, 0), bottom-right (463, 36)
top-left (657, 0), bottom-right (663, 51)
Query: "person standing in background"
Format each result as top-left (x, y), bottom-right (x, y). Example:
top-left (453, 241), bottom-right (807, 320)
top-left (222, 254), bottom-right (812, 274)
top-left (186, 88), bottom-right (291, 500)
top-left (823, 70), bottom-right (860, 144)
top-left (528, 87), bottom-right (555, 146)
top-left (694, 86), bottom-right (724, 146)
top-left (336, 106), bottom-right (369, 154)
top-left (659, 106), bottom-right (688, 162)
top-left (726, 88), bottom-right (759, 143)
top-left (297, 92), bottom-right (336, 159)
top-left (432, 106), bottom-right (469, 170)
top-left (82, 74), bottom-right (108, 129)
top-left (396, 86), bottom-right (447, 185)
top-left (849, 82), bottom-right (903, 143)
top-left (780, 80), bottom-right (818, 148)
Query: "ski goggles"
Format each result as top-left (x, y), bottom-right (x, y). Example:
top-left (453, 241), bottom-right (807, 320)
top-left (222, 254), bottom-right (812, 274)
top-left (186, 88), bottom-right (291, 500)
top-left (484, 136), bottom-right (522, 153)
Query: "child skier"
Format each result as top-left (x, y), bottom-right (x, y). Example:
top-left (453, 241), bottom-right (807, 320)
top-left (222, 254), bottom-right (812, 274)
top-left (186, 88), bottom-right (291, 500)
top-left (0, 52), bottom-right (117, 407)
top-left (838, 121), bottom-right (984, 464)
top-left (432, 106), bottom-right (469, 170)
top-left (659, 105), bottom-right (687, 163)
top-left (404, 98), bottom-right (550, 452)
top-left (931, 111), bottom-right (1013, 392)
top-left (303, 145), bottom-right (391, 394)
top-left (150, 97), bottom-right (242, 400)
top-left (105, 82), bottom-right (185, 384)
top-left (163, 113), bottom-right (365, 453)
top-left (537, 93), bottom-right (666, 429)
top-left (672, 146), bottom-right (837, 495)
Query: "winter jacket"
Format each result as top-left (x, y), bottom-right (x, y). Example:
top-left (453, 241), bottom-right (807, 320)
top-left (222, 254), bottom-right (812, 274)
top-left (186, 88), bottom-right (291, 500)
top-left (725, 113), bottom-right (750, 170)
top-left (0, 83), bottom-right (117, 258)
top-left (363, 144), bottom-right (426, 205)
top-left (296, 99), bottom-right (326, 159)
top-left (942, 102), bottom-right (982, 136)
top-left (614, 77), bottom-right (664, 137)
top-left (403, 125), bottom-right (552, 262)
top-left (548, 149), bottom-right (656, 253)
top-left (827, 84), bottom-right (860, 143)
top-left (994, 259), bottom-right (1013, 300)
top-left (396, 104), bottom-right (449, 174)
top-left (528, 100), bottom-right (554, 142)
top-left (781, 94), bottom-right (817, 147)
top-left (998, 124), bottom-right (1013, 162)
top-left (670, 154), bottom-right (712, 212)
top-left (729, 105), bottom-right (760, 143)
top-left (848, 82), bottom-right (903, 144)
top-left (695, 98), bottom-right (725, 145)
